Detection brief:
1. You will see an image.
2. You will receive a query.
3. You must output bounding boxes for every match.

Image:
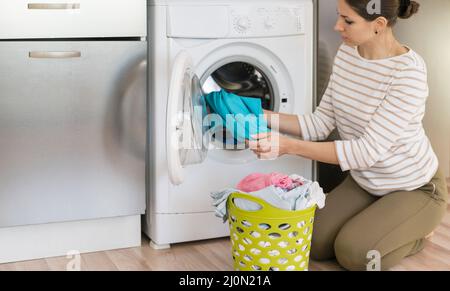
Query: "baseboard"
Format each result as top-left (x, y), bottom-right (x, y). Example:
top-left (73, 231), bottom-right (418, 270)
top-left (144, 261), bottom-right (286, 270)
top-left (0, 215), bottom-right (141, 264)
top-left (143, 211), bottom-right (230, 246)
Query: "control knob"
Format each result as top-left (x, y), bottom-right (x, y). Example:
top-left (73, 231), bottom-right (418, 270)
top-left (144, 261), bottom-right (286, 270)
top-left (235, 17), bottom-right (251, 32)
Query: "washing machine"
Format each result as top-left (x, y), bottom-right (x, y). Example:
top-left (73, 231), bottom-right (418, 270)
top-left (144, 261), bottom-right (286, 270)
top-left (144, 0), bottom-right (314, 248)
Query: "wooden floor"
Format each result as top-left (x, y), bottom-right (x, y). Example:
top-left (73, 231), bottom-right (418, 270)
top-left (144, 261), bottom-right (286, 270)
top-left (1, 179), bottom-right (449, 271)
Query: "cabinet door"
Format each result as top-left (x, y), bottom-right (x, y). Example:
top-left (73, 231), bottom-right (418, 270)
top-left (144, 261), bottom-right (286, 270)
top-left (0, 41), bottom-right (146, 227)
top-left (0, 0), bottom-right (146, 39)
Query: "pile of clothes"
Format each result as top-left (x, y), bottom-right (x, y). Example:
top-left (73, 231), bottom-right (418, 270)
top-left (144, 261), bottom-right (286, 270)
top-left (211, 172), bottom-right (326, 222)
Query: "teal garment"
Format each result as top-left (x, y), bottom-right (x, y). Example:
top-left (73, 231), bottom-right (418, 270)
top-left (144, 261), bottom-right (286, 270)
top-left (204, 90), bottom-right (270, 142)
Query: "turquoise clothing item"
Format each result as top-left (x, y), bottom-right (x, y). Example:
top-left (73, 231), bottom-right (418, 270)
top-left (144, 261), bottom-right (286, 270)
top-left (204, 90), bottom-right (270, 142)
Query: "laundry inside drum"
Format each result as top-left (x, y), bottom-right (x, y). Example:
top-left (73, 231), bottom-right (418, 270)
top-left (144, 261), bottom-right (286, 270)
top-left (202, 62), bottom-right (275, 150)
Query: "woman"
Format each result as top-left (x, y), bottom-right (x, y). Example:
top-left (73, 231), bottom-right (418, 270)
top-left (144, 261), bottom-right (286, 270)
top-left (248, 0), bottom-right (448, 271)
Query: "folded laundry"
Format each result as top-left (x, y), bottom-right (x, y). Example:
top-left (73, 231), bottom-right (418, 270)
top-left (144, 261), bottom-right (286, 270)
top-left (211, 173), bottom-right (326, 222)
top-left (204, 89), bottom-right (269, 142)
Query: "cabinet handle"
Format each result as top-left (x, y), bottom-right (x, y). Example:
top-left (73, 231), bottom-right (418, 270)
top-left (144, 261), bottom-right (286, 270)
top-left (27, 3), bottom-right (80, 10)
top-left (29, 51), bottom-right (81, 59)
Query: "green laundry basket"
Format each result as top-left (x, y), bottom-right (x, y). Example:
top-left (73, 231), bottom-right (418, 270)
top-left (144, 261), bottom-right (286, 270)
top-left (226, 192), bottom-right (317, 271)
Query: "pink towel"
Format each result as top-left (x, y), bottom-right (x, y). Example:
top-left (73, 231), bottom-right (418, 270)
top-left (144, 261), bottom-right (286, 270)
top-left (236, 172), bottom-right (295, 193)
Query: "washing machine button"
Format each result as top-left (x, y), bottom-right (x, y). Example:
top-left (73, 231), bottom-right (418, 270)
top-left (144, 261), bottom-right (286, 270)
top-left (235, 16), bottom-right (251, 32)
top-left (264, 17), bottom-right (276, 30)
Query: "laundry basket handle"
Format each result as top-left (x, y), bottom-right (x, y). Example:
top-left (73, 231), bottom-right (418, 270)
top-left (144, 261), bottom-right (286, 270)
top-left (228, 192), bottom-right (279, 213)
top-left (228, 192), bottom-right (317, 218)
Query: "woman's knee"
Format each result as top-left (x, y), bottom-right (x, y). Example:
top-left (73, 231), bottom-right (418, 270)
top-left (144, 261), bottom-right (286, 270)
top-left (334, 226), bottom-right (373, 271)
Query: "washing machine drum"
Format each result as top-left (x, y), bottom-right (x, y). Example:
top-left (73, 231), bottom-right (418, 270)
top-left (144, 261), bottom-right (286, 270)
top-left (212, 63), bottom-right (255, 86)
top-left (211, 62), bottom-right (272, 109)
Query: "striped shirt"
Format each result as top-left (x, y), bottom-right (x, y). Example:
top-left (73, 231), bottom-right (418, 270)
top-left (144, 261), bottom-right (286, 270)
top-left (298, 43), bottom-right (438, 196)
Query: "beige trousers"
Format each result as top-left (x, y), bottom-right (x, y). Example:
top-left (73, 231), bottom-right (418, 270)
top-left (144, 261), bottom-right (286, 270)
top-left (310, 168), bottom-right (448, 271)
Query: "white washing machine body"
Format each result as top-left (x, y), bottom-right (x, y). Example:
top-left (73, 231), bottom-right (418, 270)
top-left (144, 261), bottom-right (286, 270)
top-left (145, 0), bottom-right (314, 247)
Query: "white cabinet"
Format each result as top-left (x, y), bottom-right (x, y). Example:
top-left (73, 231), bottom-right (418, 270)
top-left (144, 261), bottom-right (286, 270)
top-left (0, 0), bottom-right (146, 38)
top-left (0, 41), bottom-right (146, 227)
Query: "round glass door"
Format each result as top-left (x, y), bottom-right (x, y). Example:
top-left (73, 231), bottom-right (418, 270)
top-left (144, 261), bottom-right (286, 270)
top-left (179, 74), bottom-right (208, 166)
top-left (167, 51), bottom-right (208, 185)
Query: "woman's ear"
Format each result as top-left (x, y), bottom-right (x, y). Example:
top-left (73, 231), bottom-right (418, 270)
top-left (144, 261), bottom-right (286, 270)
top-left (373, 16), bottom-right (388, 34)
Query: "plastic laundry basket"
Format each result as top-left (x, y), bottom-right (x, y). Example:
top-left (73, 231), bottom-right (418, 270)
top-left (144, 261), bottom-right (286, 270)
top-left (226, 192), bottom-right (317, 271)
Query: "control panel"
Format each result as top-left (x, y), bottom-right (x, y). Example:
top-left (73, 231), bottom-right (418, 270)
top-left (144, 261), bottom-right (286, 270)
top-left (229, 5), bottom-right (306, 37)
top-left (166, 4), bottom-right (309, 39)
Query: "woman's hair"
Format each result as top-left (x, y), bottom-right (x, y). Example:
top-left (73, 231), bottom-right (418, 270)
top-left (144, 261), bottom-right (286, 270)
top-left (345, 0), bottom-right (420, 26)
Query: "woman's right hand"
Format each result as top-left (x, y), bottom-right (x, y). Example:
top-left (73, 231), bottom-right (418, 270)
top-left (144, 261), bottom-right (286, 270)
top-left (247, 132), bottom-right (293, 160)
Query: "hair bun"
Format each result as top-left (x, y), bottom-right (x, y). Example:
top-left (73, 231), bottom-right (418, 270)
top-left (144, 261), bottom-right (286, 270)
top-left (398, 0), bottom-right (420, 19)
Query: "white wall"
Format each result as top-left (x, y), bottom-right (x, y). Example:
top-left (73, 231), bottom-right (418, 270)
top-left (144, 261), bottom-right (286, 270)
top-left (394, 0), bottom-right (450, 177)
top-left (317, 0), bottom-right (340, 97)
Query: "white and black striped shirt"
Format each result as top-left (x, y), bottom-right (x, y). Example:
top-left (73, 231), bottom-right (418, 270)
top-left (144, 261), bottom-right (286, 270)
top-left (298, 43), bottom-right (438, 196)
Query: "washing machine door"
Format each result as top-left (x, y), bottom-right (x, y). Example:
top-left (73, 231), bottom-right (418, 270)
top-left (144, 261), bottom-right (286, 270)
top-left (167, 51), bottom-right (208, 185)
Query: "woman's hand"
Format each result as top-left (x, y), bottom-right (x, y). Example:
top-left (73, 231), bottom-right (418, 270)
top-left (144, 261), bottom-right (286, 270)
top-left (247, 132), bottom-right (340, 165)
top-left (247, 132), bottom-right (293, 160)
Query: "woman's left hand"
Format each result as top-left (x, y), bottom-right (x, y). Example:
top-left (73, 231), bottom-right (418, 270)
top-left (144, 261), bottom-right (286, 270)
top-left (247, 132), bottom-right (292, 160)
